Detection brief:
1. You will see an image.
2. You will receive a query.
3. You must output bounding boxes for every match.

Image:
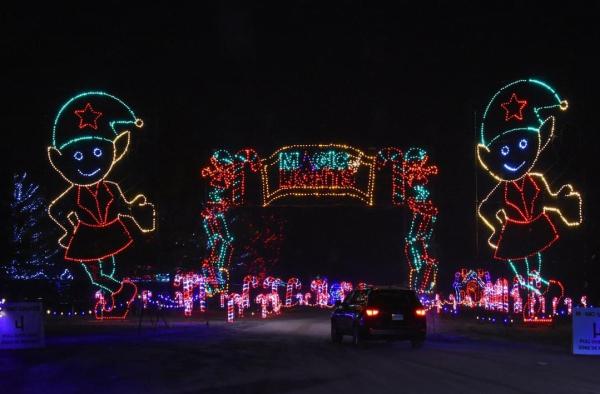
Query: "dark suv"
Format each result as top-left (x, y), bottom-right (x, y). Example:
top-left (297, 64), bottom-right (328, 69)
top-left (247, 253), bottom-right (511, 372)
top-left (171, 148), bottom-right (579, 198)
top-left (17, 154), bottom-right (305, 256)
top-left (330, 286), bottom-right (426, 347)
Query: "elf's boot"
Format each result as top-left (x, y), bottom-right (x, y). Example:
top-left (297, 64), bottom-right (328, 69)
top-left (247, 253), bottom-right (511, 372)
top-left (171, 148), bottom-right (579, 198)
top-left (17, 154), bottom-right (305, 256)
top-left (96, 279), bottom-right (138, 320)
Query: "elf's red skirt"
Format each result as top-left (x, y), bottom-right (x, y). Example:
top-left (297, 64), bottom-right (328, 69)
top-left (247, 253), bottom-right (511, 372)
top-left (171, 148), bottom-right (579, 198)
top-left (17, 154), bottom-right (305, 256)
top-left (65, 218), bottom-right (133, 262)
top-left (494, 212), bottom-right (558, 261)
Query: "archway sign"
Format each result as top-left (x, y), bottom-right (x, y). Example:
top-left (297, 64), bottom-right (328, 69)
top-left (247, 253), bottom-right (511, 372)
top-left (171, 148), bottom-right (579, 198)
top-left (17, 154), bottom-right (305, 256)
top-left (201, 144), bottom-right (439, 295)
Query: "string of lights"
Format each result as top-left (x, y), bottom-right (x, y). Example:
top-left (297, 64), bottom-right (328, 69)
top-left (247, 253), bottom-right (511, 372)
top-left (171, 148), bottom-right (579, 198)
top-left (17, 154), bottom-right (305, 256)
top-left (377, 147), bottom-right (439, 293)
top-left (47, 92), bottom-right (155, 320)
top-left (477, 78), bottom-right (582, 321)
top-left (201, 149), bottom-right (261, 294)
top-left (261, 144), bottom-right (376, 206)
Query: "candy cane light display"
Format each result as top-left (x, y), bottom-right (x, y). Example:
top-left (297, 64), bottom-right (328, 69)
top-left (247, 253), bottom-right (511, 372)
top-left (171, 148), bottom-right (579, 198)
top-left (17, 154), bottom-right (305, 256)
top-left (226, 293), bottom-right (243, 323)
top-left (311, 278), bottom-right (329, 308)
top-left (285, 277), bottom-right (301, 307)
top-left (263, 276), bottom-right (283, 295)
top-left (255, 293), bottom-right (281, 319)
top-left (564, 297), bottom-right (572, 315)
top-left (242, 275), bottom-right (259, 309)
top-left (173, 272), bottom-right (203, 317)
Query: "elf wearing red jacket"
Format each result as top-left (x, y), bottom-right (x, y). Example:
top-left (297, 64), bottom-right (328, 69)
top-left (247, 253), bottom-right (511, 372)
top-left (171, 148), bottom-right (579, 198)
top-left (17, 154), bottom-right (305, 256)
top-left (48, 92), bottom-right (155, 319)
top-left (477, 79), bottom-right (582, 297)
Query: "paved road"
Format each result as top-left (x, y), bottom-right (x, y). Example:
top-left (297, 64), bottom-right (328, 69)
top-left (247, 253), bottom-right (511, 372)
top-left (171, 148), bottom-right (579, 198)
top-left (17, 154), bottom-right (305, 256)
top-left (2, 309), bottom-right (600, 393)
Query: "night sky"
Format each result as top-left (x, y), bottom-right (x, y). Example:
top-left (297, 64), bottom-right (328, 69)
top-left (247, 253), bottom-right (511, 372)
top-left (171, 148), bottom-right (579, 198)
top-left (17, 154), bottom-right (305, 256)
top-left (2, 2), bottom-right (599, 293)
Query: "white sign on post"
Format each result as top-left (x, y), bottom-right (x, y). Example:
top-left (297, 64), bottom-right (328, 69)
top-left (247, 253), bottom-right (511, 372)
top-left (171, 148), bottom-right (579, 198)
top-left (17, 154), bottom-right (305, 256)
top-left (0, 302), bottom-right (45, 349)
top-left (573, 307), bottom-right (600, 355)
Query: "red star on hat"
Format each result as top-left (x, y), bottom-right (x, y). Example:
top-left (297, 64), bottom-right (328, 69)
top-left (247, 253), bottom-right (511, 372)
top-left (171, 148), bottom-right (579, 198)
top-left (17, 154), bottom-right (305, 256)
top-left (500, 93), bottom-right (528, 121)
top-left (74, 103), bottom-right (103, 130)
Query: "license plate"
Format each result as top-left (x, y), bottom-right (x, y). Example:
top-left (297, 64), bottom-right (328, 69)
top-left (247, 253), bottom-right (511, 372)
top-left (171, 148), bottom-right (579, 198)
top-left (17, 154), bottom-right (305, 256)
top-left (392, 314), bottom-right (404, 321)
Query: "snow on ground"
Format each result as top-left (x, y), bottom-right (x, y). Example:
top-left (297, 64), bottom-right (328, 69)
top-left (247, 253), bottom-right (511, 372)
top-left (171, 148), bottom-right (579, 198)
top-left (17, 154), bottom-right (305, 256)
top-left (2, 309), bottom-right (600, 394)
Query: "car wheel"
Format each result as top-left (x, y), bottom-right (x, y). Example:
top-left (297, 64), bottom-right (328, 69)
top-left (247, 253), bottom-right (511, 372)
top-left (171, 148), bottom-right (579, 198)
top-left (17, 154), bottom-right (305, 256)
top-left (331, 324), bottom-right (343, 344)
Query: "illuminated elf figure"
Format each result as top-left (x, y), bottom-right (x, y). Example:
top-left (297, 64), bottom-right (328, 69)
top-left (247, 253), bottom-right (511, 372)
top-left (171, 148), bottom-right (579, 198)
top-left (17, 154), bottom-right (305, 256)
top-left (48, 92), bottom-right (155, 319)
top-left (477, 79), bottom-right (582, 298)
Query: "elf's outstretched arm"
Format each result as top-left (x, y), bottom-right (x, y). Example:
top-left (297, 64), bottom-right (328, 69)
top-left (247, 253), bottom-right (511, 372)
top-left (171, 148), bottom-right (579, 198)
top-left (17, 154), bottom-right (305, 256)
top-left (48, 186), bottom-right (77, 249)
top-left (477, 182), bottom-right (504, 249)
top-left (530, 172), bottom-right (583, 226)
top-left (106, 181), bottom-right (156, 233)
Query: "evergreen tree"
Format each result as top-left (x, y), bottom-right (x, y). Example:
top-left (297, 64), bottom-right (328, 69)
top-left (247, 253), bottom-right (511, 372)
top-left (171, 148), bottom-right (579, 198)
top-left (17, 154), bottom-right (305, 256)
top-left (6, 172), bottom-right (58, 279)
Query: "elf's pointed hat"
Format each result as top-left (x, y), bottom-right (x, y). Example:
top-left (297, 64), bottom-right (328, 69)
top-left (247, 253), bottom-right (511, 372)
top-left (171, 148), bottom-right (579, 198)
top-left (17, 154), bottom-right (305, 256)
top-left (480, 79), bottom-right (568, 147)
top-left (52, 91), bottom-right (142, 149)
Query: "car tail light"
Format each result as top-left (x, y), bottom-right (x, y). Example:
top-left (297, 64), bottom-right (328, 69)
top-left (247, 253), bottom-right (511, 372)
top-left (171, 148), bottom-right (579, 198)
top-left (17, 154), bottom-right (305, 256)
top-left (365, 308), bottom-right (379, 317)
top-left (415, 308), bottom-right (426, 317)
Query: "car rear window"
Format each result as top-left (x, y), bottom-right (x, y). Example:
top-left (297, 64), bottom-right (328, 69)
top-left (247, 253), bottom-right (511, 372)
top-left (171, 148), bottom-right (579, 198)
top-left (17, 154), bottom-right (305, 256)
top-left (345, 290), bottom-right (369, 305)
top-left (368, 290), bottom-right (419, 308)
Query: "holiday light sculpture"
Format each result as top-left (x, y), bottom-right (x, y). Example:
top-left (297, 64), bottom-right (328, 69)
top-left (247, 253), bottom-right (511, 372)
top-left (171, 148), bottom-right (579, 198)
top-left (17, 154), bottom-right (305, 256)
top-left (329, 283), bottom-right (344, 304)
top-left (477, 79), bottom-right (582, 300)
top-left (270, 293), bottom-right (282, 315)
top-left (482, 278), bottom-right (494, 310)
top-left (378, 147), bottom-right (439, 293)
top-left (341, 281), bottom-right (353, 300)
top-left (263, 276), bottom-right (283, 295)
top-left (94, 290), bottom-right (106, 315)
top-left (227, 297), bottom-right (236, 322)
top-left (448, 294), bottom-right (457, 312)
top-left (435, 294), bottom-right (442, 314)
top-left (141, 290), bottom-right (152, 309)
top-left (261, 144), bottom-right (377, 206)
top-left (285, 277), bottom-right (301, 307)
top-left (199, 276), bottom-right (207, 312)
top-left (256, 293), bottom-right (269, 318)
top-left (255, 293), bottom-right (281, 318)
top-left (226, 293), bottom-right (243, 322)
top-left (310, 278), bottom-right (329, 307)
top-left (489, 278), bottom-right (509, 312)
top-left (202, 144), bottom-right (438, 294)
top-left (552, 297), bottom-right (559, 316)
top-left (564, 297), bottom-right (573, 315)
top-left (302, 292), bottom-right (312, 306)
top-left (201, 149), bottom-right (260, 294)
top-left (48, 92), bottom-right (155, 320)
top-left (330, 281), bottom-right (353, 304)
top-left (453, 269), bottom-right (489, 304)
top-left (464, 295), bottom-right (473, 308)
top-left (511, 281), bottom-right (523, 314)
top-left (500, 278), bottom-right (510, 312)
top-left (173, 272), bottom-right (203, 317)
top-left (242, 275), bottom-right (259, 309)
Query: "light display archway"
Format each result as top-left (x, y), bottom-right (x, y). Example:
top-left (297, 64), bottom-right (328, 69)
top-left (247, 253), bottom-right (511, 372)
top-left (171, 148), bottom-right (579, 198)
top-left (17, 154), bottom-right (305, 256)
top-left (201, 144), bottom-right (439, 295)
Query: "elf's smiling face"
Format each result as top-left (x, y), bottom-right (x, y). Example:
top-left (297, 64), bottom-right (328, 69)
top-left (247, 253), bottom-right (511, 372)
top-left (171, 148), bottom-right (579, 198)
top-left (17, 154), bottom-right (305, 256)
top-left (486, 129), bottom-right (540, 181)
top-left (477, 116), bottom-right (555, 182)
top-left (48, 131), bottom-right (130, 187)
top-left (59, 139), bottom-right (115, 185)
